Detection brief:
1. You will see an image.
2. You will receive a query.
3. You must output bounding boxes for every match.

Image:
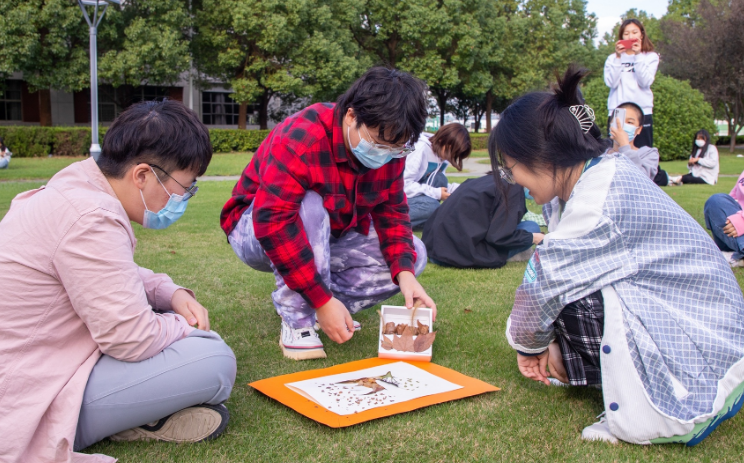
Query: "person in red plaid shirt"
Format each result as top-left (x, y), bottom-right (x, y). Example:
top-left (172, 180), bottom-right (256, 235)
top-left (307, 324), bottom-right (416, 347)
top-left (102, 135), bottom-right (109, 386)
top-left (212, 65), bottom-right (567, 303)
top-left (221, 67), bottom-right (437, 360)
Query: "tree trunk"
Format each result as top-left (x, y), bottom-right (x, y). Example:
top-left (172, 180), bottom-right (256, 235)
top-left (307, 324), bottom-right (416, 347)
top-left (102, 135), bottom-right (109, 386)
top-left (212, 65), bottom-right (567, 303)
top-left (238, 102), bottom-right (247, 130)
top-left (38, 88), bottom-right (52, 126)
top-left (485, 89), bottom-right (493, 132)
top-left (258, 92), bottom-right (269, 130)
top-left (435, 90), bottom-right (448, 127)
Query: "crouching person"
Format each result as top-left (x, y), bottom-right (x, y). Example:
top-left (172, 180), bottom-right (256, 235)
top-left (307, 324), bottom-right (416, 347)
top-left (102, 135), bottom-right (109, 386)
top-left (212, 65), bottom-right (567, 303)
top-left (0, 101), bottom-right (237, 463)
top-left (221, 67), bottom-right (436, 361)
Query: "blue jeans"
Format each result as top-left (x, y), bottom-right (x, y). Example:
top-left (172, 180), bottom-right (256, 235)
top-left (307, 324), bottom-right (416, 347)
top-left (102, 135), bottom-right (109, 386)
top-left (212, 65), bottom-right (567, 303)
top-left (0, 157), bottom-right (9, 169)
top-left (704, 194), bottom-right (744, 259)
top-left (507, 221), bottom-right (541, 258)
top-left (408, 171), bottom-right (448, 230)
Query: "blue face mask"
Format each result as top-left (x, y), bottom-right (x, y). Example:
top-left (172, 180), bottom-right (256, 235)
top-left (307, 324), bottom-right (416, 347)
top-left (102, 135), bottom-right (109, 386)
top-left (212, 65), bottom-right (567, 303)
top-left (623, 123), bottom-right (639, 142)
top-left (348, 125), bottom-right (393, 169)
top-left (141, 168), bottom-right (190, 229)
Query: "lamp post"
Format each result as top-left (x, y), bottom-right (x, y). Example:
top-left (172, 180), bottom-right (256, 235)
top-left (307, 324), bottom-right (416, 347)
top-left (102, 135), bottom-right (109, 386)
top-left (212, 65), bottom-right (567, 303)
top-left (78, 0), bottom-right (119, 161)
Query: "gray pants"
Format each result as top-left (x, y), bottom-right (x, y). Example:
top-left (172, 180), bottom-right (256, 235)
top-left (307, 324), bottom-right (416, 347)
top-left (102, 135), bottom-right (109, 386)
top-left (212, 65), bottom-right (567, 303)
top-left (74, 330), bottom-right (237, 450)
top-left (228, 191), bottom-right (427, 329)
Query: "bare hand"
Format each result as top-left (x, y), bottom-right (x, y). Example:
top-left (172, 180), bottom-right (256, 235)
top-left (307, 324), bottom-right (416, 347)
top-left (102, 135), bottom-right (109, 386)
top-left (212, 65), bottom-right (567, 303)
top-left (689, 157), bottom-right (699, 165)
top-left (615, 42), bottom-right (626, 58)
top-left (397, 270), bottom-right (437, 321)
top-left (171, 289), bottom-right (210, 330)
top-left (440, 187), bottom-right (450, 201)
top-left (532, 232), bottom-right (545, 245)
top-left (316, 297), bottom-right (354, 344)
top-left (517, 351), bottom-right (550, 385)
top-left (609, 116), bottom-right (629, 147)
top-left (724, 219), bottom-right (739, 238)
top-left (630, 39), bottom-right (642, 54)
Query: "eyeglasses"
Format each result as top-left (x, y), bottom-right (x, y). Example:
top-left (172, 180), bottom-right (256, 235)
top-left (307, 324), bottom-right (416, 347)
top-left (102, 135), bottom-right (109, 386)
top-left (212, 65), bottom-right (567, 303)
top-left (150, 164), bottom-right (199, 200)
top-left (360, 125), bottom-right (415, 158)
top-left (499, 159), bottom-right (518, 185)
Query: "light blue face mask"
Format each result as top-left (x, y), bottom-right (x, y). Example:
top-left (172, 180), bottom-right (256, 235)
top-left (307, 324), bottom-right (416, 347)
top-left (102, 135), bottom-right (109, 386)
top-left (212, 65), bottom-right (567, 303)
top-left (141, 168), bottom-right (190, 229)
top-left (623, 123), bottom-right (639, 142)
top-left (348, 125), bottom-right (393, 169)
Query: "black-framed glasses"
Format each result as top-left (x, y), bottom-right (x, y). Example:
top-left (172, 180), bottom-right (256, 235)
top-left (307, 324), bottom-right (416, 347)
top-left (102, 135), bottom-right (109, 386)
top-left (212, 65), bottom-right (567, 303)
top-left (150, 164), bottom-right (199, 200)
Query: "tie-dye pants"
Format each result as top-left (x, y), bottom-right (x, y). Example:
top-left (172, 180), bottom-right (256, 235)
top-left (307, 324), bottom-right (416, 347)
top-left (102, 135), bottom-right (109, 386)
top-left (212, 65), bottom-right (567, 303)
top-left (228, 191), bottom-right (427, 329)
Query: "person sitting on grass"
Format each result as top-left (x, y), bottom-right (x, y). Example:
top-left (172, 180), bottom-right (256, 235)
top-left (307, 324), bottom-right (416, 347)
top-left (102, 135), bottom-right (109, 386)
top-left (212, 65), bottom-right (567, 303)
top-left (0, 100), bottom-right (237, 463)
top-left (492, 66), bottom-right (744, 446)
top-left (669, 129), bottom-right (719, 185)
top-left (221, 67), bottom-right (436, 361)
top-left (403, 122), bottom-right (471, 230)
top-left (704, 170), bottom-right (744, 268)
top-left (0, 136), bottom-right (12, 169)
top-left (606, 101), bottom-right (659, 180)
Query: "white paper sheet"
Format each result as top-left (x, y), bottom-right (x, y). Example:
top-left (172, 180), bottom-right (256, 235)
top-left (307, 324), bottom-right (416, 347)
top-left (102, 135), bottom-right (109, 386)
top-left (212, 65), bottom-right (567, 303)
top-left (285, 361), bottom-right (463, 416)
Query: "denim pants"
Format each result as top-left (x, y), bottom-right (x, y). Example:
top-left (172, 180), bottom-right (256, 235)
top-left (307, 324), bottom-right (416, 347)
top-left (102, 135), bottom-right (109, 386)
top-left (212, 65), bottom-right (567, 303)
top-left (508, 221), bottom-right (541, 258)
top-left (0, 156), bottom-right (8, 169)
top-left (704, 193), bottom-right (744, 259)
top-left (74, 330), bottom-right (237, 450)
top-left (228, 191), bottom-right (428, 329)
top-left (408, 171), bottom-right (448, 230)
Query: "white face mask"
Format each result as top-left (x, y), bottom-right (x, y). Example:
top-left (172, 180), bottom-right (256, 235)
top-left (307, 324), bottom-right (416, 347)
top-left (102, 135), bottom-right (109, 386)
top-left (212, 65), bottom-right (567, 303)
top-left (695, 139), bottom-right (706, 148)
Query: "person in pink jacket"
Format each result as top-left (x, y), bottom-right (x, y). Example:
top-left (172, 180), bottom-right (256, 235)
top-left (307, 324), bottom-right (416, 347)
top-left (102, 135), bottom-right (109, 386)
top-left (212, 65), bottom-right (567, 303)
top-left (0, 100), bottom-right (236, 463)
top-left (704, 170), bottom-right (744, 267)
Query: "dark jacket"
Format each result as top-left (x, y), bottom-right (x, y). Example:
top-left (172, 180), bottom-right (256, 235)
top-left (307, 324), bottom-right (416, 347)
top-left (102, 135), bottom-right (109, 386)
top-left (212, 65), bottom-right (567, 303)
top-left (422, 175), bottom-right (532, 268)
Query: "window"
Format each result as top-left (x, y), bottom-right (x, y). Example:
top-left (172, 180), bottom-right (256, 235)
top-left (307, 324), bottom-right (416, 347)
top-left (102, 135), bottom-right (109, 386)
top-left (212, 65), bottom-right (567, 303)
top-left (0, 80), bottom-right (22, 121)
top-left (98, 85), bottom-right (172, 122)
top-left (202, 92), bottom-right (240, 125)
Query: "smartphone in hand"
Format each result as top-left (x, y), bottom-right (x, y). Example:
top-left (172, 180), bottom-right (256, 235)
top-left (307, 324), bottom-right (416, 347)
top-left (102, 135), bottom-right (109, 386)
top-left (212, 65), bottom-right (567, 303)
top-left (611, 108), bottom-right (626, 132)
top-left (617, 39), bottom-right (638, 50)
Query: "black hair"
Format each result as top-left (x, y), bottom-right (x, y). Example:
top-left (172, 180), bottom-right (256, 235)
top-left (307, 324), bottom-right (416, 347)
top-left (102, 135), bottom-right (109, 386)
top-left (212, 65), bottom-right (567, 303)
top-left (489, 66), bottom-right (609, 177)
top-left (617, 102), bottom-right (645, 125)
top-left (691, 129), bottom-right (711, 158)
top-left (618, 19), bottom-right (655, 53)
top-left (97, 100), bottom-right (212, 179)
top-left (336, 67), bottom-right (428, 145)
top-left (0, 137), bottom-right (5, 151)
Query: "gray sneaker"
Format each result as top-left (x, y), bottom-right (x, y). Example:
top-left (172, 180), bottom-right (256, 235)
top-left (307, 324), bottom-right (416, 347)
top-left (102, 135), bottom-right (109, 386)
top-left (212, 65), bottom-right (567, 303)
top-left (581, 414), bottom-right (619, 444)
top-left (109, 403), bottom-right (230, 443)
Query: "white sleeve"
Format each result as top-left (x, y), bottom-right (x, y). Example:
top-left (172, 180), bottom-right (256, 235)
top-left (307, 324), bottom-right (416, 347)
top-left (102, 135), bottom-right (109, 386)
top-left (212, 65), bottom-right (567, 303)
top-left (697, 145), bottom-right (719, 168)
top-left (634, 52), bottom-right (659, 89)
top-left (403, 141), bottom-right (442, 200)
top-left (604, 54), bottom-right (623, 89)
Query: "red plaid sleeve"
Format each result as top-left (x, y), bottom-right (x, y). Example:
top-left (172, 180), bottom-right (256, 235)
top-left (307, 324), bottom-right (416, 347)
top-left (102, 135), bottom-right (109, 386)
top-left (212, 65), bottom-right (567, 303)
top-left (252, 145), bottom-right (333, 309)
top-left (369, 165), bottom-right (417, 282)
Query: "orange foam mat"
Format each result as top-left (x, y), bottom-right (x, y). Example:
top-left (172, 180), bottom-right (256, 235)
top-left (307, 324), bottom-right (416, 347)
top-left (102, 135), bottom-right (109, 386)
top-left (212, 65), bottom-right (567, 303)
top-left (249, 358), bottom-right (500, 428)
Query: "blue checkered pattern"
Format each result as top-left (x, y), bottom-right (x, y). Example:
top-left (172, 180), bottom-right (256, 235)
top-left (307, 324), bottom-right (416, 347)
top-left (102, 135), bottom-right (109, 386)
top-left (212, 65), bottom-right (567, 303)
top-left (510, 153), bottom-right (744, 421)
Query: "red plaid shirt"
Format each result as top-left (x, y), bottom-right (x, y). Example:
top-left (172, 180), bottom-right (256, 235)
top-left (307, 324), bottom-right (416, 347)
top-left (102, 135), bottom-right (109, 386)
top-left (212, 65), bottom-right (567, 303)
top-left (220, 103), bottom-right (416, 308)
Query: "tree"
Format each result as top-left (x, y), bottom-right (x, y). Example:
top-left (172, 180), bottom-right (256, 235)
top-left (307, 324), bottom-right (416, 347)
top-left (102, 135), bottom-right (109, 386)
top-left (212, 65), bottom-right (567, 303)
top-left (659, 0), bottom-right (744, 152)
top-left (194, 0), bottom-right (361, 130)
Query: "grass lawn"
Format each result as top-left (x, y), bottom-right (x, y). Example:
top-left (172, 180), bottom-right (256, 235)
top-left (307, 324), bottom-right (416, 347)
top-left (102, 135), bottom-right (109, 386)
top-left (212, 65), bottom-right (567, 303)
top-left (2, 164), bottom-right (744, 462)
top-left (0, 156), bottom-right (85, 181)
top-left (203, 152), bottom-right (253, 177)
top-left (661, 148), bottom-right (744, 176)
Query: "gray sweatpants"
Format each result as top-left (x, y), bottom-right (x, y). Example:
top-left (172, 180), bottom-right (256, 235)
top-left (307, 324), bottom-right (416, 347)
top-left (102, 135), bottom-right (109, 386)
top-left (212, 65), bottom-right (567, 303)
top-left (228, 191), bottom-right (427, 329)
top-left (74, 330), bottom-right (237, 450)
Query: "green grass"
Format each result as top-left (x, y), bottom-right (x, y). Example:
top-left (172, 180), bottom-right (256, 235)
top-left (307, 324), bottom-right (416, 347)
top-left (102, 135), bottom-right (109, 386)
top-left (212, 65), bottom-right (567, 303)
top-left (0, 156), bottom-right (85, 181)
top-left (203, 152), bottom-right (253, 177)
top-left (3, 167), bottom-right (744, 462)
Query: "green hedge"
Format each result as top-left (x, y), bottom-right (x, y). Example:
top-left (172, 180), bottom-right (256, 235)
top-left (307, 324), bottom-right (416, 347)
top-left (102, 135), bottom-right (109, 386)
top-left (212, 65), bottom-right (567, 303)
top-left (470, 133), bottom-right (488, 150)
top-left (0, 126), bottom-right (269, 157)
top-left (716, 136), bottom-right (744, 146)
top-left (583, 75), bottom-right (717, 161)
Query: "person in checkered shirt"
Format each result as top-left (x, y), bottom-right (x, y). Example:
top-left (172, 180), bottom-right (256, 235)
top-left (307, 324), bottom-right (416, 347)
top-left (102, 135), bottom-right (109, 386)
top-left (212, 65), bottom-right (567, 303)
top-left (221, 67), bottom-right (437, 360)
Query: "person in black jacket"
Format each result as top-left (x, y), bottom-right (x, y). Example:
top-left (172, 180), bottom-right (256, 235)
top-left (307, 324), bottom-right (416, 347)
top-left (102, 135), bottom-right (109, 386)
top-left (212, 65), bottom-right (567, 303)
top-left (422, 174), bottom-right (543, 268)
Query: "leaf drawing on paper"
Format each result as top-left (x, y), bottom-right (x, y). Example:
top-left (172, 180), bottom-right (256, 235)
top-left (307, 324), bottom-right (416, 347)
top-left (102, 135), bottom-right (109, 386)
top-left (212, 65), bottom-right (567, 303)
top-left (380, 336), bottom-right (394, 350)
top-left (335, 371), bottom-right (399, 395)
top-left (413, 331), bottom-right (436, 353)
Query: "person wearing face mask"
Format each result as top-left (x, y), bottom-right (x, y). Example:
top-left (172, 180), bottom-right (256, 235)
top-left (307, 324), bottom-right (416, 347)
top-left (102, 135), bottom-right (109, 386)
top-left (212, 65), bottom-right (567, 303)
top-left (0, 100), bottom-right (237, 463)
top-left (607, 102), bottom-right (659, 180)
top-left (669, 129), bottom-right (719, 185)
top-left (604, 19), bottom-right (659, 149)
top-left (221, 67), bottom-right (436, 361)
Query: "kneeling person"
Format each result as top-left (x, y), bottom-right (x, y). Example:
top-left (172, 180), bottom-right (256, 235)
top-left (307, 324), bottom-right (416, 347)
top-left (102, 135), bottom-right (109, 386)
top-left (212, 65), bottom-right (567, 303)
top-left (0, 101), bottom-right (237, 463)
top-left (221, 67), bottom-right (436, 360)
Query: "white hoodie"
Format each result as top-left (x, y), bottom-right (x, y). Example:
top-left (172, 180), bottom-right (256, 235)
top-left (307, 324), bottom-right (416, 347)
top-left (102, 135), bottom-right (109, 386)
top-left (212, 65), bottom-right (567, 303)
top-left (403, 132), bottom-right (459, 200)
top-left (604, 51), bottom-right (660, 115)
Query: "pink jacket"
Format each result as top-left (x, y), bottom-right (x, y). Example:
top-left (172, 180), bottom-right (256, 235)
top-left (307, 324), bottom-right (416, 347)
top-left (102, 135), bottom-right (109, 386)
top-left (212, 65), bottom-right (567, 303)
top-left (727, 171), bottom-right (744, 236)
top-left (0, 158), bottom-right (195, 463)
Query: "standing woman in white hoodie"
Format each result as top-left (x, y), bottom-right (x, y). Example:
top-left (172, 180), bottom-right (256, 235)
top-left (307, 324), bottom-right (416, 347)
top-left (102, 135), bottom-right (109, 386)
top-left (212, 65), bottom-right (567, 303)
top-left (604, 19), bottom-right (659, 148)
top-left (404, 123), bottom-right (471, 229)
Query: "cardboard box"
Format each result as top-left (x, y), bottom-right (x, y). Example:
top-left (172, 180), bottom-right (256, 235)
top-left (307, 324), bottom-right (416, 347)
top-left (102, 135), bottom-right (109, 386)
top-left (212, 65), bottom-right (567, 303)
top-left (378, 305), bottom-right (433, 362)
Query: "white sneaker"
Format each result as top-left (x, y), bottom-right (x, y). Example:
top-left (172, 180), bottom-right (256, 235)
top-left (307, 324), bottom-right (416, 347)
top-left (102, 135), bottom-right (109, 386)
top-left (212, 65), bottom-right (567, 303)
top-left (507, 247), bottom-right (534, 262)
top-left (280, 320), bottom-right (326, 360)
top-left (668, 175), bottom-right (682, 186)
top-left (313, 320), bottom-right (361, 331)
top-left (724, 252), bottom-right (744, 268)
top-left (110, 404), bottom-right (230, 443)
top-left (581, 414), bottom-right (619, 444)
top-left (548, 378), bottom-right (569, 387)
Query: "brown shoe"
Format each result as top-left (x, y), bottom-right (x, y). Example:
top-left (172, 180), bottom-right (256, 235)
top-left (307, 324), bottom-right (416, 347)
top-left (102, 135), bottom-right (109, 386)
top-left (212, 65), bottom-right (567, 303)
top-left (109, 404), bottom-right (229, 444)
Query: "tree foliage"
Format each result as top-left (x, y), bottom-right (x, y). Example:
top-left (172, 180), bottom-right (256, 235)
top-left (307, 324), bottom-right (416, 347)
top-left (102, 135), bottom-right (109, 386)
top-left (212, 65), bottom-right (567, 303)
top-left (659, 0), bottom-right (744, 152)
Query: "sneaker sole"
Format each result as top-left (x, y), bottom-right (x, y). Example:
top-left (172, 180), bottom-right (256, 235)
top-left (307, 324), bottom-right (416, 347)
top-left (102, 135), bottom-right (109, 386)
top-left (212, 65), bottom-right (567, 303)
top-left (109, 404), bottom-right (229, 444)
top-left (280, 339), bottom-right (327, 360)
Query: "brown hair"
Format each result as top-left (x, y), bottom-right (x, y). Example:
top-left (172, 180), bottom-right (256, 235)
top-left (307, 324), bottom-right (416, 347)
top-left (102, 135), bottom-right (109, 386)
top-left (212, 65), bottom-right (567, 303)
top-left (618, 19), bottom-right (655, 53)
top-left (430, 123), bottom-right (471, 171)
